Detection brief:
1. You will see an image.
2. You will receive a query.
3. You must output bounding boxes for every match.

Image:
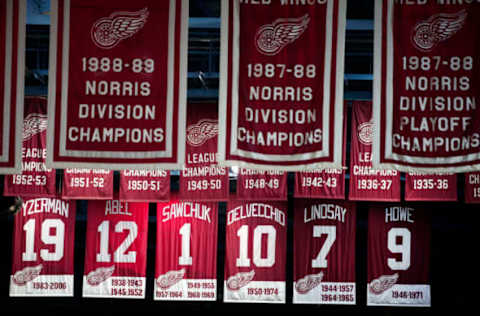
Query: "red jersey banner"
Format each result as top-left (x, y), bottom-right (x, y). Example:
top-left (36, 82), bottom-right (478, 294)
top-left (154, 201), bottom-right (218, 301)
top-left (464, 172), bottom-right (480, 203)
top-left (219, 0), bottom-right (346, 170)
top-left (293, 200), bottom-right (356, 305)
top-left (405, 172), bottom-right (457, 201)
top-left (349, 101), bottom-right (400, 201)
top-left (62, 169), bottom-right (113, 200)
top-left (237, 169), bottom-right (287, 201)
top-left (10, 197), bottom-right (76, 297)
top-left (119, 169), bottom-right (169, 202)
top-left (373, 1), bottom-right (480, 172)
top-left (367, 204), bottom-right (431, 307)
top-left (4, 97), bottom-right (56, 197)
top-left (0, 0), bottom-right (25, 174)
top-left (47, 0), bottom-right (188, 170)
top-left (82, 200), bottom-right (149, 299)
top-left (224, 200), bottom-right (287, 303)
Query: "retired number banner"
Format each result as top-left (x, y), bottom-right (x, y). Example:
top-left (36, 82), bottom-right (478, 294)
top-left (373, 1), bottom-right (480, 172)
top-left (293, 200), bottom-right (356, 305)
top-left (405, 172), bottom-right (457, 201)
top-left (219, 0), bottom-right (346, 170)
top-left (154, 201), bottom-right (217, 301)
top-left (83, 200), bottom-right (149, 299)
top-left (0, 0), bottom-right (25, 174)
top-left (465, 172), bottom-right (480, 203)
top-left (47, 0), bottom-right (188, 170)
top-left (119, 169), bottom-right (169, 202)
top-left (10, 198), bottom-right (76, 297)
top-left (367, 204), bottom-right (431, 307)
top-left (224, 200), bottom-right (287, 303)
top-left (62, 169), bottom-right (113, 200)
top-left (237, 169), bottom-right (287, 201)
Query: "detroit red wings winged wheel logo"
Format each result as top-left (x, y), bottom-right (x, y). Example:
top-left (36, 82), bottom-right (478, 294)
top-left (91, 8), bottom-right (149, 49)
top-left (156, 269), bottom-right (186, 290)
top-left (23, 113), bottom-right (48, 141)
top-left (226, 270), bottom-right (255, 291)
top-left (358, 119), bottom-right (373, 146)
top-left (295, 272), bottom-right (324, 294)
top-left (369, 273), bottom-right (399, 295)
top-left (12, 264), bottom-right (43, 286)
top-left (186, 119), bottom-right (218, 147)
top-left (86, 266), bottom-right (115, 286)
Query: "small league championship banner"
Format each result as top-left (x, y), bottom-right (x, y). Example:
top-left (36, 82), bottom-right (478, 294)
top-left (236, 168), bottom-right (287, 201)
top-left (154, 201), bottom-right (218, 301)
top-left (119, 169), bottom-right (170, 202)
top-left (62, 169), bottom-right (113, 200)
top-left (373, 1), bottom-right (480, 172)
top-left (464, 172), bottom-right (480, 203)
top-left (405, 172), bottom-right (457, 201)
top-left (224, 200), bottom-right (287, 303)
top-left (10, 197), bottom-right (76, 297)
top-left (219, 0), bottom-right (346, 170)
top-left (47, 0), bottom-right (188, 170)
top-left (82, 200), bottom-right (149, 299)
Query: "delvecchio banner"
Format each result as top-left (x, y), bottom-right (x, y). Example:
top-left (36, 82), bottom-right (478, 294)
top-left (47, 0), bottom-right (188, 170)
top-left (372, 1), bottom-right (480, 172)
top-left (219, 0), bottom-right (346, 170)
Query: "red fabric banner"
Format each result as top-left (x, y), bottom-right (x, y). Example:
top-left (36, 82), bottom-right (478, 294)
top-left (294, 169), bottom-right (345, 199)
top-left (219, 0), bottom-right (347, 170)
top-left (10, 197), bottom-right (76, 297)
top-left (82, 200), bottom-right (149, 298)
top-left (4, 97), bottom-right (56, 197)
top-left (373, 2), bottom-right (480, 172)
top-left (464, 172), bottom-right (480, 203)
top-left (62, 169), bottom-right (113, 200)
top-left (47, 0), bottom-right (188, 170)
top-left (154, 201), bottom-right (217, 301)
top-left (224, 200), bottom-right (287, 303)
top-left (293, 199), bottom-right (356, 305)
top-left (236, 169), bottom-right (287, 201)
top-left (349, 101), bottom-right (400, 201)
top-left (367, 204), bottom-right (431, 307)
top-left (119, 169), bottom-right (169, 202)
top-left (405, 173), bottom-right (457, 201)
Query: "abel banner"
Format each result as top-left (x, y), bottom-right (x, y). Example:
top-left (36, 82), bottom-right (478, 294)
top-left (119, 169), bottom-right (169, 202)
top-left (293, 200), bottom-right (356, 305)
top-left (154, 201), bottom-right (218, 301)
top-left (237, 169), bottom-right (287, 201)
top-left (224, 200), bottom-right (287, 303)
top-left (4, 97), bottom-right (56, 197)
top-left (373, 1), bottom-right (480, 172)
top-left (367, 205), bottom-right (431, 307)
top-left (349, 101), bottom-right (400, 201)
top-left (47, 0), bottom-right (188, 170)
top-left (62, 169), bottom-right (113, 200)
top-left (83, 200), bottom-right (149, 299)
top-left (219, 0), bottom-right (346, 170)
top-left (0, 0), bottom-right (25, 174)
top-left (405, 173), bottom-right (457, 201)
top-left (464, 172), bottom-right (480, 203)
top-left (10, 197), bottom-right (76, 297)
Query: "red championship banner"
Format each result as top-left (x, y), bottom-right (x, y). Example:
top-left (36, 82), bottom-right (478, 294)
top-left (154, 201), bottom-right (218, 301)
top-left (294, 168), bottom-right (345, 199)
top-left (62, 169), bottom-right (113, 200)
top-left (119, 169), bottom-right (169, 202)
top-left (349, 101), bottom-right (400, 201)
top-left (179, 103), bottom-right (228, 201)
top-left (219, 0), bottom-right (346, 170)
top-left (293, 200), bottom-right (356, 305)
top-left (224, 200), bottom-right (287, 303)
top-left (237, 169), bottom-right (287, 201)
top-left (405, 172), bottom-right (457, 201)
top-left (0, 0), bottom-right (25, 174)
top-left (373, 1), bottom-right (480, 172)
top-left (47, 0), bottom-right (188, 170)
top-left (10, 197), bottom-right (76, 297)
top-left (82, 200), bottom-right (149, 299)
top-left (4, 97), bottom-right (56, 197)
top-left (367, 204), bottom-right (431, 307)
top-left (464, 172), bottom-right (480, 203)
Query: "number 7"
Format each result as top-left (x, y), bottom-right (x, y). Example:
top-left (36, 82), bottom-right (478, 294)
top-left (311, 225), bottom-right (336, 268)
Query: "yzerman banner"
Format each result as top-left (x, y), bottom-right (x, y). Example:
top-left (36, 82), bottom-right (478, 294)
top-left (367, 205), bottom-right (431, 307)
top-left (119, 169), bottom-right (169, 202)
top-left (464, 172), bottom-right (480, 203)
top-left (237, 169), bottom-right (287, 201)
top-left (47, 0), bottom-right (188, 170)
top-left (82, 200), bottom-right (149, 299)
top-left (219, 0), bottom-right (346, 170)
top-left (154, 201), bottom-right (218, 301)
top-left (62, 169), bottom-right (113, 200)
top-left (10, 198), bottom-right (76, 297)
top-left (373, 1), bottom-right (480, 172)
top-left (293, 200), bottom-right (356, 305)
top-left (224, 200), bottom-right (287, 303)
top-left (0, 0), bottom-right (25, 174)
top-left (405, 172), bottom-right (457, 201)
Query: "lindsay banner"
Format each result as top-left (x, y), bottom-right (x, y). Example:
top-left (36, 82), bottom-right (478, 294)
top-left (464, 172), bottom-right (480, 203)
top-left (237, 169), bottom-right (287, 201)
top-left (83, 200), bottom-right (149, 299)
top-left (0, 0), bottom-right (25, 174)
top-left (154, 201), bottom-right (218, 301)
top-left (10, 198), bottom-right (76, 297)
top-left (367, 205), bottom-right (431, 307)
top-left (47, 0), bottom-right (188, 170)
top-left (293, 200), bottom-right (356, 305)
top-left (119, 169), bottom-right (169, 202)
top-left (62, 169), bottom-right (113, 200)
top-left (4, 97), bottom-right (56, 197)
top-left (219, 0), bottom-right (346, 170)
top-left (373, 1), bottom-right (480, 172)
top-left (405, 172), bottom-right (457, 201)
top-left (224, 200), bottom-right (287, 303)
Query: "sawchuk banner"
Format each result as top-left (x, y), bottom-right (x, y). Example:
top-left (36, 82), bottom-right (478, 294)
top-left (119, 169), bottom-right (170, 202)
top-left (372, 1), bottom-right (480, 172)
top-left (237, 168), bottom-right (287, 201)
top-left (464, 172), bottom-right (480, 203)
top-left (405, 172), bottom-right (457, 201)
top-left (62, 169), bottom-right (113, 200)
top-left (218, 0), bottom-right (346, 170)
top-left (47, 0), bottom-right (188, 170)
